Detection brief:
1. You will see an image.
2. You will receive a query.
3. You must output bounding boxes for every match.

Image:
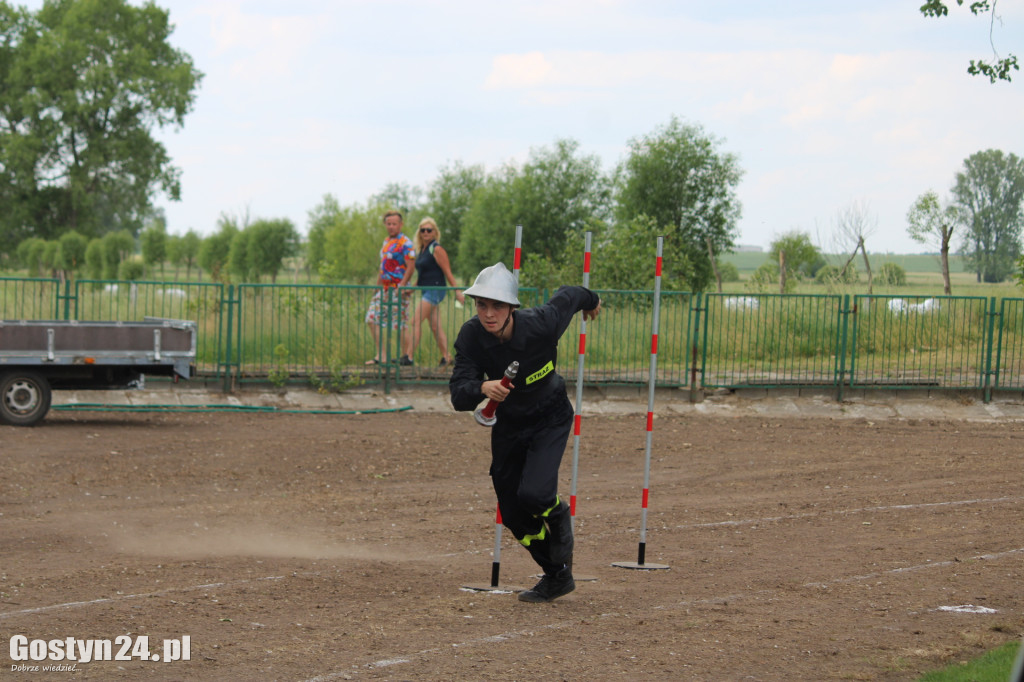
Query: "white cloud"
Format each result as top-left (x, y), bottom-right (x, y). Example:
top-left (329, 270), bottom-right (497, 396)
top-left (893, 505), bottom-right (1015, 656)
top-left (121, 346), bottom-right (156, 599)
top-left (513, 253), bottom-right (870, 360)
top-left (484, 52), bottom-right (554, 90)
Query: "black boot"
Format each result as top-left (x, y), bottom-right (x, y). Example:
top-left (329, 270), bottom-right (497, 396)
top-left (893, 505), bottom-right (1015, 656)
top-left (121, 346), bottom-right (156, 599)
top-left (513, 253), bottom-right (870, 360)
top-left (518, 565), bottom-right (575, 603)
top-left (544, 499), bottom-right (574, 569)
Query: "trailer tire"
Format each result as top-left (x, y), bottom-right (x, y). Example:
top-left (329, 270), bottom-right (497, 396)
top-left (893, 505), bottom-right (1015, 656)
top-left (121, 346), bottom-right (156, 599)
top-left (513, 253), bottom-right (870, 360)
top-left (0, 371), bottom-right (53, 426)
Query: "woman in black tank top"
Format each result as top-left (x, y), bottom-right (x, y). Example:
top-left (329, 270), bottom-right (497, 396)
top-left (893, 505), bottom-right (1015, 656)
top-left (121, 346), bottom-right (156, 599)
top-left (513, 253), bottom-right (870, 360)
top-left (409, 218), bottom-right (464, 366)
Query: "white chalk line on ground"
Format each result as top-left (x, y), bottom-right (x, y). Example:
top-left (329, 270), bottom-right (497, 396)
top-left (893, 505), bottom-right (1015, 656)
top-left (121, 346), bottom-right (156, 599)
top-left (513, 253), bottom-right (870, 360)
top-left (4, 495), bottom-right (1017, 623)
top-left (0, 576), bottom-right (284, 621)
top-left (304, 545), bottom-right (1024, 681)
top-left (6, 496), bottom-right (1020, 677)
top-left (679, 496), bottom-right (1023, 530)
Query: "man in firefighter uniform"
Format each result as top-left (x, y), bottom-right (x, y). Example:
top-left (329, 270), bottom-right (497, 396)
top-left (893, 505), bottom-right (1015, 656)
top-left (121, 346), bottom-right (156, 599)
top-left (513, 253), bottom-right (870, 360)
top-left (449, 263), bottom-right (601, 602)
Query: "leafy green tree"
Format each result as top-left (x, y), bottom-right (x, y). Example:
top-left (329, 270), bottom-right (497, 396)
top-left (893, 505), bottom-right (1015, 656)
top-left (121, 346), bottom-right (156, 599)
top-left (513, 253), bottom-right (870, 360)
top-left (614, 117), bottom-right (743, 292)
top-left (747, 262), bottom-right (787, 293)
top-left (166, 229), bottom-right (200, 280)
top-left (318, 202), bottom-right (391, 284)
top-left (306, 194), bottom-right (341, 280)
top-left (593, 215), bottom-right (692, 291)
top-left (247, 218), bottom-right (299, 283)
top-left (768, 231), bottom-right (823, 281)
top-left (165, 234), bottom-right (182, 278)
top-left (140, 217), bottom-right (168, 277)
top-left (198, 216), bottom-right (239, 283)
top-left (371, 182), bottom-right (425, 229)
top-left (15, 238), bottom-right (47, 276)
top-left (227, 229), bottom-right (252, 282)
top-left (953, 149), bottom-right (1024, 283)
top-left (458, 139), bottom-right (610, 280)
top-left (101, 230), bottom-right (135, 279)
top-left (0, 0), bottom-right (202, 246)
top-left (56, 230), bottom-right (88, 277)
top-left (41, 240), bottom-right (58, 277)
top-left (179, 230), bottom-right (200, 280)
top-left (84, 238), bottom-right (104, 279)
top-left (718, 261), bottom-right (740, 283)
top-left (920, 0), bottom-right (1018, 82)
top-left (425, 161), bottom-right (486, 268)
top-left (907, 190), bottom-right (961, 294)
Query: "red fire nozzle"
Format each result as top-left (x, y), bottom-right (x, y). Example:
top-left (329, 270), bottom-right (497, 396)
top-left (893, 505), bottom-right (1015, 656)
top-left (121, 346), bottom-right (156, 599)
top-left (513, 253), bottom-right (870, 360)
top-left (474, 361), bottom-right (519, 427)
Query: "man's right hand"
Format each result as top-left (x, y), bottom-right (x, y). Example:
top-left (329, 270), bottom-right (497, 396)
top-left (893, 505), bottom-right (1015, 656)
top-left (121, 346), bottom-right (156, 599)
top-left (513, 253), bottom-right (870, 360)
top-left (482, 379), bottom-right (512, 402)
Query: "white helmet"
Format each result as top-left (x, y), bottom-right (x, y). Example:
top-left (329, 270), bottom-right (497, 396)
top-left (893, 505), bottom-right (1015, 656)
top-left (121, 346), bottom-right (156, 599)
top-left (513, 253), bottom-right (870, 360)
top-left (463, 262), bottom-right (520, 306)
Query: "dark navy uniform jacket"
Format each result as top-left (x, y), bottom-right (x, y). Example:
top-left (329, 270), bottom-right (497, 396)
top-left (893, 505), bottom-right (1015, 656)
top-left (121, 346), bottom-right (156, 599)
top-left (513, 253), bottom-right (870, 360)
top-left (449, 286), bottom-right (600, 422)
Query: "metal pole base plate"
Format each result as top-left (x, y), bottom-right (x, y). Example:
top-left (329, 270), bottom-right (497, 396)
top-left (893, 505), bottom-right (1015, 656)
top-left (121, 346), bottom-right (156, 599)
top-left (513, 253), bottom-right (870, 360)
top-left (611, 561), bottom-right (670, 570)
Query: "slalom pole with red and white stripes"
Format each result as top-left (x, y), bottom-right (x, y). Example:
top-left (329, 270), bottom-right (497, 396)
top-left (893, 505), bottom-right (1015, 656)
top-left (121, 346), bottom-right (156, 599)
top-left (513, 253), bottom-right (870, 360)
top-left (464, 224), bottom-right (524, 592)
top-left (613, 236), bottom-right (669, 571)
top-left (568, 231), bottom-right (592, 529)
top-left (566, 231), bottom-right (600, 582)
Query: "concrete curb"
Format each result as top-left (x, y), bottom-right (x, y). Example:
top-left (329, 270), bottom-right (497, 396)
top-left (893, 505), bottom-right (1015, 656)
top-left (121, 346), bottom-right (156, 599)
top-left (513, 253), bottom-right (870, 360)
top-left (49, 383), bottom-right (1024, 422)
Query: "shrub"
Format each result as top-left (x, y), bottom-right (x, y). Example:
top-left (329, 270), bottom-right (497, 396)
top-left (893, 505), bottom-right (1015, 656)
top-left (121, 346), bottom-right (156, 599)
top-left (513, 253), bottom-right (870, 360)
top-left (874, 262), bottom-right (907, 287)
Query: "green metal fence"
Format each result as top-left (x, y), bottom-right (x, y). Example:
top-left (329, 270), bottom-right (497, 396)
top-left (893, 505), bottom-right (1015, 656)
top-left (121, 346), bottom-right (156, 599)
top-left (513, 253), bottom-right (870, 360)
top-left (0, 277), bottom-right (62, 319)
top-left (701, 293), bottom-right (845, 388)
top-left (5, 277), bottom-right (1024, 401)
top-left (994, 298), bottom-right (1024, 391)
top-left (849, 295), bottom-right (991, 391)
top-left (560, 289), bottom-right (694, 386)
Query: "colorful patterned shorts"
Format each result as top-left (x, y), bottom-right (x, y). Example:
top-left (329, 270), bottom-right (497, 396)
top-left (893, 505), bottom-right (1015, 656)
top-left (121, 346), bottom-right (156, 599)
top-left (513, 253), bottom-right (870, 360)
top-left (365, 288), bottom-right (412, 329)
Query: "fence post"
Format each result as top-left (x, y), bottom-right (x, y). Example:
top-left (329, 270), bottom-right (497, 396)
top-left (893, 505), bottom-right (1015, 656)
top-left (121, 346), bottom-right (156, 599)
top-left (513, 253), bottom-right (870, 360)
top-left (221, 284), bottom-right (237, 392)
top-left (58, 278), bottom-right (73, 320)
top-left (983, 296), bottom-right (998, 404)
top-left (836, 294), bottom-right (851, 402)
top-left (689, 292), bottom-right (703, 403)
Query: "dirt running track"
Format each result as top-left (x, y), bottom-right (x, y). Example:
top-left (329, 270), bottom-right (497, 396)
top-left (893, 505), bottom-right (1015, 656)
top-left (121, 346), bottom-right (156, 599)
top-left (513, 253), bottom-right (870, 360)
top-left (2, 409), bottom-right (1022, 681)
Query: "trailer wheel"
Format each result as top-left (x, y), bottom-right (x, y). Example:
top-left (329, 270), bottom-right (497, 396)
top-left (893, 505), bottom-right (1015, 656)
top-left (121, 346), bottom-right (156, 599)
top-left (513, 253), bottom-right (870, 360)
top-left (0, 372), bottom-right (53, 426)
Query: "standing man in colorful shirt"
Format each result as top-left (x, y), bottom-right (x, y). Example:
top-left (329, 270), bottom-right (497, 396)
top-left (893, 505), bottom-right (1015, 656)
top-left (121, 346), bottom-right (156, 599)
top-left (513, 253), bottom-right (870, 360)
top-left (365, 210), bottom-right (416, 365)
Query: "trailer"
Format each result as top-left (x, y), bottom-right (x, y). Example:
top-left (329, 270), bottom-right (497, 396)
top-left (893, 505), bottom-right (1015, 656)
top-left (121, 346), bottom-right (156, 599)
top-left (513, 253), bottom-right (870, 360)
top-left (0, 317), bottom-right (196, 426)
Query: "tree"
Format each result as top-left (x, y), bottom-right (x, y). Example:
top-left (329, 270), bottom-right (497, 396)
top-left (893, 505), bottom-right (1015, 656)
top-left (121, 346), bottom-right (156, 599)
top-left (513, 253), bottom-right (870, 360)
top-left (84, 237), bottom-right (104, 279)
top-left (906, 190), bottom-right (961, 294)
top-left (0, 0), bottom-right (202, 248)
top-left (140, 216), bottom-right (168, 277)
top-left (198, 215), bottom-right (239, 283)
top-left (168, 229), bottom-right (200, 280)
top-left (101, 229), bottom-right (135, 279)
top-left (920, 0), bottom-right (1019, 82)
top-left (953, 149), bottom-right (1024, 283)
top-left (833, 200), bottom-right (878, 294)
top-left (305, 194), bottom-right (340, 281)
top-left (317, 201), bottom-right (385, 284)
top-left (56, 229), bottom-right (88, 278)
top-left (227, 229), bottom-right (251, 282)
top-left (425, 161), bottom-right (486, 268)
top-left (593, 215), bottom-right (692, 291)
top-left (179, 230), bottom-right (200, 280)
top-left (458, 139), bottom-right (610, 281)
top-left (614, 117), bottom-right (743, 292)
top-left (246, 218), bottom-right (299, 283)
top-left (768, 231), bottom-right (823, 282)
top-left (15, 237), bottom-right (47, 276)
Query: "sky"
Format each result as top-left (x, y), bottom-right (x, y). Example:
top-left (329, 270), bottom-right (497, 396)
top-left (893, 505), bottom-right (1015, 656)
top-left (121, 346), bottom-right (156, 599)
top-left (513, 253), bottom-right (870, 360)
top-left (23, 0), bottom-right (1024, 254)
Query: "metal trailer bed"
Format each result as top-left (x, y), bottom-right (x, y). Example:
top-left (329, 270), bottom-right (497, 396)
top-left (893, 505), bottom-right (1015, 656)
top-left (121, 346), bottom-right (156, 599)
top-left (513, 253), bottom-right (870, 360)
top-left (0, 317), bottom-right (196, 426)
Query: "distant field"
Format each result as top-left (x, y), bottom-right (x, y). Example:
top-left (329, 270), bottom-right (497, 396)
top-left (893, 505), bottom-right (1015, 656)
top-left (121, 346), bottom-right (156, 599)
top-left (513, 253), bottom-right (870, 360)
top-left (719, 251), bottom-right (1023, 298)
top-left (722, 251), bottom-right (969, 274)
